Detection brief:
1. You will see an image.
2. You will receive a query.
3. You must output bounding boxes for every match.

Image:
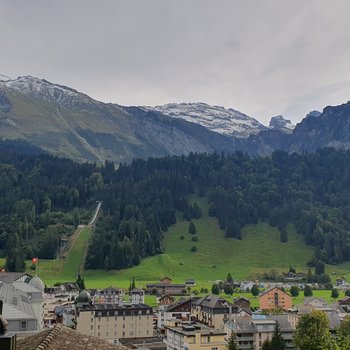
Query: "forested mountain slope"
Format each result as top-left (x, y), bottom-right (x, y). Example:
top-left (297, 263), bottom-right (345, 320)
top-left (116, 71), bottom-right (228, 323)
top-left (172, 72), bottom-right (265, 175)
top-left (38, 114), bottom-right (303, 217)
top-left (88, 148), bottom-right (350, 270)
top-left (2, 142), bottom-right (350, 272)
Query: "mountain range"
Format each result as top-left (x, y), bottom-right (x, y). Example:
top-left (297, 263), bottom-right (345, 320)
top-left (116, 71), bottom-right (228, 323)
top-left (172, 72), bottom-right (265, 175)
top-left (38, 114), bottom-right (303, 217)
top-left (1, 74), bottom-right (350, 163)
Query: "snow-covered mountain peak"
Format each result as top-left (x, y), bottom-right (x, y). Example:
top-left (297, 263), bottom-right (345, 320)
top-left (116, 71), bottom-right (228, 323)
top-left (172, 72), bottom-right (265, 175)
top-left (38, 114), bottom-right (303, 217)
top-left (269, 115), bottom-right (295, 133)
top-left (2, 75), bottom-right (92, 108)
top-left (143, 102), bottom-right (267, 138)
top-left (0, 74), bottom-right (11, 82)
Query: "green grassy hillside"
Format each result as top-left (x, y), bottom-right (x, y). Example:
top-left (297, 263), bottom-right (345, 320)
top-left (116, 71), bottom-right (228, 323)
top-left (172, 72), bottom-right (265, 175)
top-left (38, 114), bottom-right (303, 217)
top-left (2, 205), bottom-right (350, 293)
top-left (15, 199), bottom-right (317, 289)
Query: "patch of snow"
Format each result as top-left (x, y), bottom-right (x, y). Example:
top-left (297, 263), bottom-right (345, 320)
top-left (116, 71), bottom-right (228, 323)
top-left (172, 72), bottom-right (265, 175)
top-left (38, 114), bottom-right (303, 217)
top-left (3, 75), bottom-right (92, 108)
top-left (0, 74), bottom-right (11, 82)
top-left (143, 102), bottom-right (267, 138)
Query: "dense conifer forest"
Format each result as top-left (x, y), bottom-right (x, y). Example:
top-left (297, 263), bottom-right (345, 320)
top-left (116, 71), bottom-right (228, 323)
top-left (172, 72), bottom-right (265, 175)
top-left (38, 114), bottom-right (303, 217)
top-left (2, 140), bottom-right (350, 271)
top-left (0, 140), bottom-right (100, 270)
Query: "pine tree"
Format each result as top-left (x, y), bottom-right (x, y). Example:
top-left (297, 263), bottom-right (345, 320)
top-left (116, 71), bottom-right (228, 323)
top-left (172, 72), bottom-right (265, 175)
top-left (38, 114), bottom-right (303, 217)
top-left (227, 272), bottom-right (234, 284)
top-left (189, 221), bottom-right (196, 235)
top-left (211, 283), bottom-right (220, 295)
top-left (76, 273), bottom-right (86, 289)
top-left (5, 233), bottom-right (25, 272)
top-left (226, 331), bottom-right (239, 350)
top-left (269, 322), bottom-right (286, 350)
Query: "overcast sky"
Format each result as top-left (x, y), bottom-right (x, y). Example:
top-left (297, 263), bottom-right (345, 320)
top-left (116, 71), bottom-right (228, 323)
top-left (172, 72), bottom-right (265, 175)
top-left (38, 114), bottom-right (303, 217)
top-left (1, 0), bottom-right (350, 125)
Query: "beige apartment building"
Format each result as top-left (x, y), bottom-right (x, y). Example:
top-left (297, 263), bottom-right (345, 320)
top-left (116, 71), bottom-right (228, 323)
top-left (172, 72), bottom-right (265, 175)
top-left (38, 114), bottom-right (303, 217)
top-left (191, 295), bottom-right (234, 331)
top-left (164, 321), bottom-right (226, 350)
top-left (75, 291), bottom-right (153, 344)
top-left (225, 314), bottom-right (296, 350)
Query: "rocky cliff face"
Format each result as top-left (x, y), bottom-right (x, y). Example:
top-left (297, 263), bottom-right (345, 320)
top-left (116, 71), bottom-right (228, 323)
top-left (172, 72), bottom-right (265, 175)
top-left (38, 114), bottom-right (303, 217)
top-left (289, 102), bottom-right (350, 152)
top-left (269, 115), bottom-right (295, 133)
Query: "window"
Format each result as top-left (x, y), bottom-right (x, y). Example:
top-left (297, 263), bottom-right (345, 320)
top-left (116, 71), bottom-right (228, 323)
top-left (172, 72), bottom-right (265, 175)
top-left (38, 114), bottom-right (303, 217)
top-left (207, 336), bottom-right (211, 343)
top-left (122, 331), bottom-right (125, 337)
top-left (90, 325), bottom-right (93, 330)
top-left (91, 318), bottom-right (94, 323)
top-left (211, 347), bottom-right (218, 350)
top-left (106, 332), bottom-right (109, 336)
top-left (20, 321), bottom-right (27, 330)
top-left (98, 332), bottom-right (100, 337)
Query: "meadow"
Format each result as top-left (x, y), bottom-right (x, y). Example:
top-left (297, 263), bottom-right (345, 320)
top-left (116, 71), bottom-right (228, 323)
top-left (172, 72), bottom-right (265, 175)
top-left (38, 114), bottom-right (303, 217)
top-left (2, 199), bottom-right (350, 305)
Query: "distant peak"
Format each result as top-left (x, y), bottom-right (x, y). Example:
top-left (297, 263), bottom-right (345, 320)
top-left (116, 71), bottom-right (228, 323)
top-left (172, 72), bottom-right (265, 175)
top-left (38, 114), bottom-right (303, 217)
top-left (143, 102), bottom-right (267, 138)
top-left (0, 73), bottom-right (11, 82)
top-left (269, 115), bottom-right (295, 133)
top-left (306, 110), bottom-right (321, 119)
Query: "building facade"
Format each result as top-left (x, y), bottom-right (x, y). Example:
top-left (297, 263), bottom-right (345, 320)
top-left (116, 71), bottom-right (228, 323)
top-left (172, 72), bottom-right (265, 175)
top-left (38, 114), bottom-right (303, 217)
top-left (225, 315), bottom-right (295, 350)
top-left (157, 299), bottom-right (192, 330)
top-left (191, 295), bottom-right (234, 331)
top-left (130, 288), bottom-right (145, 304)
top-left (164, 321), bottom-right (226, 350)
top-left (76, 301), bottom-right (153, 343)
top-left (259, 287), bottom-right (292, 310)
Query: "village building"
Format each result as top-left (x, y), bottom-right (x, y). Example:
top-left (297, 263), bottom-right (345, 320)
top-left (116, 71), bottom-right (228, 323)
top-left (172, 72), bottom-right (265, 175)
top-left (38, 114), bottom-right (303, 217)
top-left (93, 286), bottom-right (124, 304)
top-left (157, 299), bottom-right (192, 331)
top-left (259, 287), bottom-right (292, 310)
top-left (0, 272), bottom-right (32, 285)
top-left (225, 314), bottom-right (295, 350)
top-left (146, 278), bottom-right (186, 296)
top-left (0, 279), bottom-right (44, 336)
top-left (191, 295), bottom-right (235, 331)
top-left (75, 290), bottom-right (153, 343)
top-left (164, 321), bottom-right (226, 350)
top-left (158, 295), bottom-right (176, 306)
top-left (131, 288), bottom-right (145, 304)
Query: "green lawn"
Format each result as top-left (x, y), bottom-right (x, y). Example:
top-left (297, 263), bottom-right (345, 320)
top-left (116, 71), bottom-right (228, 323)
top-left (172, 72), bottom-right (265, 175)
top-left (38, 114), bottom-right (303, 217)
top-left (25, 226), bottom-right (93, 285)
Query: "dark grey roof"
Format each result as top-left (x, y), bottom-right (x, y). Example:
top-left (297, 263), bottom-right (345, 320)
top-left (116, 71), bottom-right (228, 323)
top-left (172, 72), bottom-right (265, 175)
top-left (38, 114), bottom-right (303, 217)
top-left (227, 314), bottom-right (294, 333)
top-left (167, 298), bottom-right (191, 311)
top-left (131, 288), bottom-right (144, 294)
top-left (192, 295), bottom-right (233, 309)
top-left (0, 272), bottom-right (31, 284)
top-left (268, 315), bottom-right (294, 332)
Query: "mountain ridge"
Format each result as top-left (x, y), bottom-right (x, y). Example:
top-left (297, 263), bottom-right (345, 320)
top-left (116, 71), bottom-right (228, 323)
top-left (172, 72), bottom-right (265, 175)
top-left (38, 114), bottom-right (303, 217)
top-left (1, 75), bottom-right (350, 163)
